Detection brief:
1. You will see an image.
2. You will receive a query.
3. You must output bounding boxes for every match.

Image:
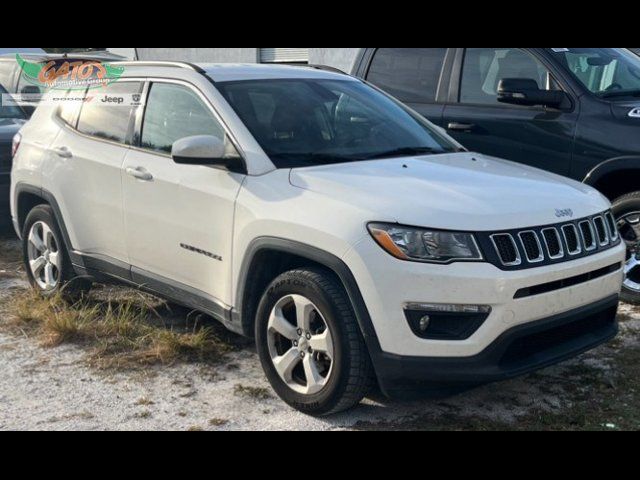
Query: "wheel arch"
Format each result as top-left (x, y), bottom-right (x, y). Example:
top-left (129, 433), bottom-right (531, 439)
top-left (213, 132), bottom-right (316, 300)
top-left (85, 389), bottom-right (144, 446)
top-left (583, 156), bottom-right (640, 201)
top-left (235, 237), bottom-right (381, 353)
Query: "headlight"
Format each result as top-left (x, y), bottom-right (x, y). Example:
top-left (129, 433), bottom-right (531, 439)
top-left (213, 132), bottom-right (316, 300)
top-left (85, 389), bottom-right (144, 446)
top-left (368, 223), bottom-right (483, 264)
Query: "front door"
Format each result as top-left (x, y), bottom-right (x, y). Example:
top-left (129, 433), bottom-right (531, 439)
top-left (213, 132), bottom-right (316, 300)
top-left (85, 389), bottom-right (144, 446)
top-left (122, 81), bottom-right (245, 306)
top-left (443, 48), bottom-right (578, 176)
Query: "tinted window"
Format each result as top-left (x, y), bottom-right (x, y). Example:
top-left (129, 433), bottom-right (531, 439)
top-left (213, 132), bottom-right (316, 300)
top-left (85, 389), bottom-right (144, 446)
top-left (548, 48), bottom-right (640, 98)
top-left (0, 62), bottom-right (17, 92)
top-left (56, 89), bottom-right (85, 126)
top-left (217, 78), bottom-right (457, 169)
top-left (460, 48), bottom-right (552, 105)
top-left (366, 48), bottom-right (447, 103)
top-left (0, 82), bottom-right (25, 119)
top-left (141, 83), bottom-right (227, 154)
top-left (77, 82), bottom-right (141, 144)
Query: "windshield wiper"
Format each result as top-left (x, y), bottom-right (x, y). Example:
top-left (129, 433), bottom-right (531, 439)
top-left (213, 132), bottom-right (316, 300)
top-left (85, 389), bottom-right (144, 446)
top-left (597, 89), bottom-right (640, 99)
top-left (359, 146), bottom-right (446, 161)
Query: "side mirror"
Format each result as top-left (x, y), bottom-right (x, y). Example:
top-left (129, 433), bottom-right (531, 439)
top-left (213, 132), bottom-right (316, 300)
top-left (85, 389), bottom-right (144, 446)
top-left (172, 135), bottom-right (227, 166)
top-left (497, 78), bottom-right (568, 109)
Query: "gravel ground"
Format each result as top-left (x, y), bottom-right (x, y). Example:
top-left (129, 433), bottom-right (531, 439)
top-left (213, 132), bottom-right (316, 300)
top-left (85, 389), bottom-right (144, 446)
top-left (1, 229), bottom-right (639, 431)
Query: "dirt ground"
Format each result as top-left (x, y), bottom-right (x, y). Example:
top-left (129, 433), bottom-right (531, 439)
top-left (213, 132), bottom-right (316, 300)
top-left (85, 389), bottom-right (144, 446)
top-left (1, 226), bottom-right (639, 431)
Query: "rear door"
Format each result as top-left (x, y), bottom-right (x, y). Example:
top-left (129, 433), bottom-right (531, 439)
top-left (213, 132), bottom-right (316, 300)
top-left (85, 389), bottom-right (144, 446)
top-left (363, 48), bottom-right (452, 127)
top-left (442, 48), bottom-right (578, 176)
top-left (44, 81), bottom-right (142, 268)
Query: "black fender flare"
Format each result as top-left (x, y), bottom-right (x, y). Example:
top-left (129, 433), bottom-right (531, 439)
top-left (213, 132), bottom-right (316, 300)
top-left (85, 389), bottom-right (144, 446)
top-left (13, 183), bottom-right (85, 268)
top-left (583, 156), bottom-right (640, 187)
top-left (235, 237), bottom-right (382, 355)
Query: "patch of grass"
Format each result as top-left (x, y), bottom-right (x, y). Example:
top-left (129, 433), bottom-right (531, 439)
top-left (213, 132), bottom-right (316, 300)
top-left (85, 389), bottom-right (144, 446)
top-left (234, 384), bottom-right (272, 400)
top-left (187, 425), bottom-right (203, 432)
top-left (135, 397), bottom-right (155, 406)
top-left (3, 289), bottom-right (232, 370)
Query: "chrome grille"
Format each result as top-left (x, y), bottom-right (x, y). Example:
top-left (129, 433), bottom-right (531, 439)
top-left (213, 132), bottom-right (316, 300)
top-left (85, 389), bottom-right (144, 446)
top-left (579, 220), bottom-right (597, 251)
top-left (593, 216), bottom-right (609, 246)
top-left (490, 234), bottom-right (521, 266)
top-left (484, 212), bottom-right (620, 269)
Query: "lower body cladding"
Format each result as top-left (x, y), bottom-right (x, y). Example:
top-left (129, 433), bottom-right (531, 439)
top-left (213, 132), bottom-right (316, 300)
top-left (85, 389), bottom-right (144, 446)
top-left (345, 238), bottom-right (626, 397)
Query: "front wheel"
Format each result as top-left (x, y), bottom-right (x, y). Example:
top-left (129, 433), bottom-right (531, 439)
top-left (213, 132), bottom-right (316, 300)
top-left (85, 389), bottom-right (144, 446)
top-left (612, 192), bottom-right (640, 305)
top-left (255, 268), bottom-right (374, 416)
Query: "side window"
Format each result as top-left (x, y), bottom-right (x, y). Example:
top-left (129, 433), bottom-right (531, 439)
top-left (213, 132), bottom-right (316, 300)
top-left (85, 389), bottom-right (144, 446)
top-left (460, 48), bottom-right (553, 105)
top-left (77, 82), bottom-right (142, 144)
top-left (56, 89), bottom-right (85, 126)
top-left (366, 48), bottom-right (447, 103)
top-left (141, 83), bottom-right (232, 155)
top-left (0, 62), bottom-right (17, 92)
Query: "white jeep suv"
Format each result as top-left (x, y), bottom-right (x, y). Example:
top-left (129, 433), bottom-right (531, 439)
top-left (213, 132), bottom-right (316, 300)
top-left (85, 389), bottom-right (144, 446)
top-left (10, 62), bottom-right (626, 415)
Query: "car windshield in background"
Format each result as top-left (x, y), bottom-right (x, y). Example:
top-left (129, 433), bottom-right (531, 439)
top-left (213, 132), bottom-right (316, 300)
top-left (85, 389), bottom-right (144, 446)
top-left (0, 84), bottom-right (25, 120)
top-left (549, 48), bottom-right (640, 99)
top-left (216, 78), bottom-right (457, 169)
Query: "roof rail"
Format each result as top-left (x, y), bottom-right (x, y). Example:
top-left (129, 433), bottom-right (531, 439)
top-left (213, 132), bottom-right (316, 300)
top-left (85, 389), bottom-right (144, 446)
top-left (110, 61), bottom-right (205, 73)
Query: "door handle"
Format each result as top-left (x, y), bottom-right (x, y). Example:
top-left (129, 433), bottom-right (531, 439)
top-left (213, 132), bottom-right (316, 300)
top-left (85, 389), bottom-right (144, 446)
top-left (51, 146), bottom-right (73, 158)
top-left (447, 122), bottom-right (475, 132)
top-left (125, 167), bottom-right (154, 181)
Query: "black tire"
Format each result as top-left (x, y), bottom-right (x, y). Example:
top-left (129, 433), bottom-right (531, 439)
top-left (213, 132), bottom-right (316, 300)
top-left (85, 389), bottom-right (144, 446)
top-left (612, 192), bottom-right (640, 305)
top-left (255, 268), bottom-right (375, 416)
top-left (22, 204), bottom-right (91, 301)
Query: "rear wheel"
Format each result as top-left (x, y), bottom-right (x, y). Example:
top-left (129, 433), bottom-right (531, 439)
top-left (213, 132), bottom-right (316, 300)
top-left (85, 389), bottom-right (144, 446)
top-left (612, 192), bottom-right (640, 305)
top-left (255, 268), bottom-right (374, 416)
top-left (22, 205), bottom-right (91, 300)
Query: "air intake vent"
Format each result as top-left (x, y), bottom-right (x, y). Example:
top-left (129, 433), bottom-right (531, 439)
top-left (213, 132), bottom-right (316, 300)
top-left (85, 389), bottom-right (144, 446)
top-left (518, 231), bottom-right (544, 262)
top-left (579, 220), bottom-right (597, 251)
top-left (605, 212), bottom-right (619, 241)
top-left (593, 216), bottom-right (609, 246)
top-left (541, 228), bottom-right (564, 259)
top-left (491, 234), bottom-right (521, 266)
top-left (562, 224), bottom-right (581, 255)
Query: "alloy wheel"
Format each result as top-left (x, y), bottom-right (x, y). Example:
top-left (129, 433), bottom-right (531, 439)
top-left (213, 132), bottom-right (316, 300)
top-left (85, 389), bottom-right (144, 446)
top-left (267, 294), bottom-right (335, 395)
top-left (27, 221), bottom-right (61, 291)
top-left (617, 211), bottom-right (640, 293)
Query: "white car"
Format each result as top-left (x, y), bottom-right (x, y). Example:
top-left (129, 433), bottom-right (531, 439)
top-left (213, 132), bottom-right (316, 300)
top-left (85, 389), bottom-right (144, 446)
top-left (10, 62), bottom-right (626, 415)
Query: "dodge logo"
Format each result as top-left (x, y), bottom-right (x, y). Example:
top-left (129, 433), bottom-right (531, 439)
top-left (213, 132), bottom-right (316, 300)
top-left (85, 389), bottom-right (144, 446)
top-left (555, 208), bottom-right (574, 218)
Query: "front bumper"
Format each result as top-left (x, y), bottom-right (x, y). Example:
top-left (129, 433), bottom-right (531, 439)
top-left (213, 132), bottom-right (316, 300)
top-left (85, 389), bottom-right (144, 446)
top-left (372, 294), bottom-right (619, 397)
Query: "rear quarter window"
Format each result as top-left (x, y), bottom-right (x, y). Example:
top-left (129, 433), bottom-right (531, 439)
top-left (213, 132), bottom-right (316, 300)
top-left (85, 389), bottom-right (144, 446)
top-left (76, 82), bottom-right (142, 145)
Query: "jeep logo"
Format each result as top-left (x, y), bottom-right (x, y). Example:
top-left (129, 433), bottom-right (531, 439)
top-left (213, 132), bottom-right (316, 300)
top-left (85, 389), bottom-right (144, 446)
top-left (555, 208), bottom-right (574, 218)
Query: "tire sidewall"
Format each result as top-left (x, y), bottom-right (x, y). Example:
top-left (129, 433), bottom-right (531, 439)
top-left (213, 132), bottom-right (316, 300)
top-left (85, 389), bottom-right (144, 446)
top-left (22, 205), bottom-right (68, 298)
top-left (255, 272), bottom-right (351, 414)
top-left (612, 193), bottom-right (640, 304)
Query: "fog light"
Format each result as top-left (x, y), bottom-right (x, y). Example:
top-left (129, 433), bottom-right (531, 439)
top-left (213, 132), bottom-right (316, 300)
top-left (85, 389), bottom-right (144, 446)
top-left (419, 315), bottom-right (431, 332)
top-left (404, 303), bottom-right (492, 341)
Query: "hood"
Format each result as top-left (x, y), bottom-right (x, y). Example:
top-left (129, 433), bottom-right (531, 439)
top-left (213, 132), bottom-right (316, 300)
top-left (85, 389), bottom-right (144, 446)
top-left (0, 118), bottom-right (27, 143)
top-left (610, 100), bottom-right (640, 121)
top-left (289, 152), bottom-right (610, 231)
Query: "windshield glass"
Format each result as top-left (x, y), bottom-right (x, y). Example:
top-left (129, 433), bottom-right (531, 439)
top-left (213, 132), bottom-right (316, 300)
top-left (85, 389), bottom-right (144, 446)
top-left (216, 78), bottom-right (458, 168)
top-left (548, 48), bottom-right (640, 98)
top-left (0, 84), bottom-right (25, 120)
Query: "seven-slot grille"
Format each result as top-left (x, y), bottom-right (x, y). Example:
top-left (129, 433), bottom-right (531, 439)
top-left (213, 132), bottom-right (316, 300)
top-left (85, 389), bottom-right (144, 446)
top-left (482, 212), bottom-right (620, 269)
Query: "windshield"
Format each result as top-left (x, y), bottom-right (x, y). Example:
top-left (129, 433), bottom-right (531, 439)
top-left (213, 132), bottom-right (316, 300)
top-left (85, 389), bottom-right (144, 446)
top-left (548, 48), bottom-right (640, 99)
top-left (0, 84), bottom-right (25, 120)
top-left (216, 78), bottom-right (458, 168)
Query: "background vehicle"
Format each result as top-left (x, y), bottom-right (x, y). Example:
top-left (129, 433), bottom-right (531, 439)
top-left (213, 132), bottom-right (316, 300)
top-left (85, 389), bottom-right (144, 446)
top-left (0, 83), bottom-right (26, 224)
top-left (11, 62), bottom-right (626, 415)
top-left (353, 48), bottom-right (640, 304)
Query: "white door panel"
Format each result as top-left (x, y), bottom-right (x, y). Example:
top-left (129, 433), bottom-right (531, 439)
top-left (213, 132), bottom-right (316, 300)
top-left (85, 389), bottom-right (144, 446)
top-left (122, 149), bottom-right (243, 304)
top-left (46, 128), bottom-right (129, 262)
